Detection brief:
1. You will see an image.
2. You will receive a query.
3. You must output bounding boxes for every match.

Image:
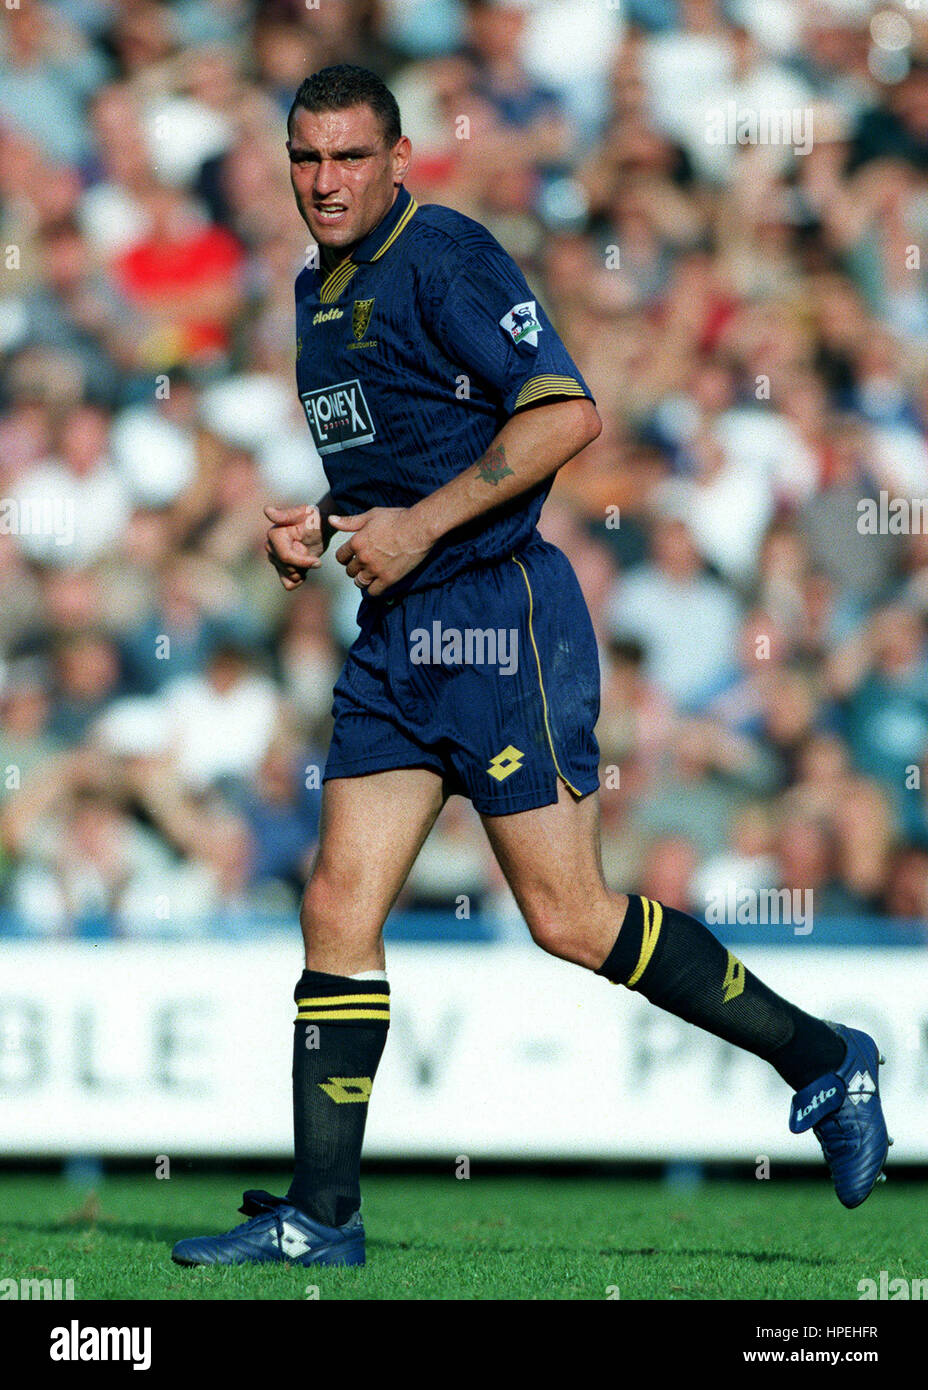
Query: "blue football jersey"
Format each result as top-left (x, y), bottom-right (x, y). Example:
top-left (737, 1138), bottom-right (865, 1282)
top-left (294, 183), bottom-right (594, 594)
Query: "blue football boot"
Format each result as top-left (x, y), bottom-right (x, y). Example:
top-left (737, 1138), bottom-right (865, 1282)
top-left (788, 1024), bottom-right (892, 1208)
top-left (171, 1189), bottom-right (365, 1266)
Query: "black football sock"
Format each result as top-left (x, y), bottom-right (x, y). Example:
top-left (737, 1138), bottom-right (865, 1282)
top-left (286, 970), bottom-right (390, 1227)
top-left (597, 896), bottom-right (845, 1090)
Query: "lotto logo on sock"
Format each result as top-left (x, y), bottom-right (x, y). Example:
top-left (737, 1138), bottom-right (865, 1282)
top-left (722, 951), bottom-right (745, 1004)
top-left (318, 1076), bottom-right (373, 1104)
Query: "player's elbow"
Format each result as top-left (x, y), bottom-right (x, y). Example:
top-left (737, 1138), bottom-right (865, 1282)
top-left (579, 398), bottom-right (603, 444)
top-left (563, 397), bottom-right (602, 452)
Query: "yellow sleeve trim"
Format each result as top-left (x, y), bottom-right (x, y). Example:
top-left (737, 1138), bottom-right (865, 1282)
top-left (513, 375), bottom-right (586, 410)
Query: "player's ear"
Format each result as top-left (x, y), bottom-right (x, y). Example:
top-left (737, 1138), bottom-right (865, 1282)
top-left (392, 135), bottom-right (411, 183)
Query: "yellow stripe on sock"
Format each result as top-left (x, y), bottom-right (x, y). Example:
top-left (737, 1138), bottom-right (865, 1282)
top-left (296, 1009), bottom-right (390, 1022)
top-left (296, 994), bottom-right (389, 1007)
top-left (626, 897), bottom-right (663, 989)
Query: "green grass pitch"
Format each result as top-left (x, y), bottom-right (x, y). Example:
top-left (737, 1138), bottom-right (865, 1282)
top-left (0, 1172), bottom-right (923, 1301)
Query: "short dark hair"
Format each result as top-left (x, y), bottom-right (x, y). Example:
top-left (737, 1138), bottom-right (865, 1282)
top-left (287, 65), bottom-right (401, 147)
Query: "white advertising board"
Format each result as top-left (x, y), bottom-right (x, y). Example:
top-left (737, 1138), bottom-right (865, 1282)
top-left (0, 943), bottom-right (924, 1160)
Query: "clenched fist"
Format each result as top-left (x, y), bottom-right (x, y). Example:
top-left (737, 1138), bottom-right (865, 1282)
top-left (264, 503), bottom-right (326, 590)
top-left (330, 507), bottom-right (434, 596)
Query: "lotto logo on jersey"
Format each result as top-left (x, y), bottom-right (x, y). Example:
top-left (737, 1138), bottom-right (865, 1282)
top-left (300, 378), bottom-right (375, 454)
top-left (499, 300), bottom-right (542, 348)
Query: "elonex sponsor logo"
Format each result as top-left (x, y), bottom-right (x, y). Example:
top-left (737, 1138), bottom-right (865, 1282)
top-left (50, 1320), bottom-right (151, 1371)
top-left (300, 378), bottom-right (375, 454)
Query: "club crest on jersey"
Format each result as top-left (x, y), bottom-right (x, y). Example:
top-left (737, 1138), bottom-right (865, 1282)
top-left (499, 300), bottom-right (542, 348)
top-left (352, 297), bottom-right (374, 341)
top-left (300, 378), bottom-right (375, 454)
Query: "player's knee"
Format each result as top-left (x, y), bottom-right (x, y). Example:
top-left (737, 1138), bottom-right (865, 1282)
top-left (299, 866), bottom-right (383, 954)
top-left (522, 894), bottom-right (585, 963)
top-left (522, 886), bottom-right (613, 966)
top-left (527, 914), bottom-right (575, 961)
top-left (300, 868), bottom-right (345, 948)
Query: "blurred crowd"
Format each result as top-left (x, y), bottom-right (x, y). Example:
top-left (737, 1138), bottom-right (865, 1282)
top-left (1, 0), bottom-right (928, 937)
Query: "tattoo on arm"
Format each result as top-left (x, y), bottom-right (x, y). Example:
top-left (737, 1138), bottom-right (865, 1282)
top-left (477, 443), bottom-right (514, 487)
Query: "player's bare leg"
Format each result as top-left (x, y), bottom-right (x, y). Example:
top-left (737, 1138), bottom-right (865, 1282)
top-left (286, 766), bottom-right (444, 1223)
top-left (172, 767), bottom-right (445, 1267)
top-left (481, 779), bottom-right (890, 1208)
top-left (480, 778), bottom-right (623, 969)
top-left (301, 766), bottom-right (446, 973)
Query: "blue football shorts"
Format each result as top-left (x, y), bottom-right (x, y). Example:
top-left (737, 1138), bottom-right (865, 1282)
top-left (324, 533), bottom-right (601, 814)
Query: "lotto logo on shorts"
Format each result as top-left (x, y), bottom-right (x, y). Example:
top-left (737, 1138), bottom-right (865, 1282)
top-left (300, 378), bottom-right (375, 454)
top-left (487, 745), bottom-right (525, 781)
